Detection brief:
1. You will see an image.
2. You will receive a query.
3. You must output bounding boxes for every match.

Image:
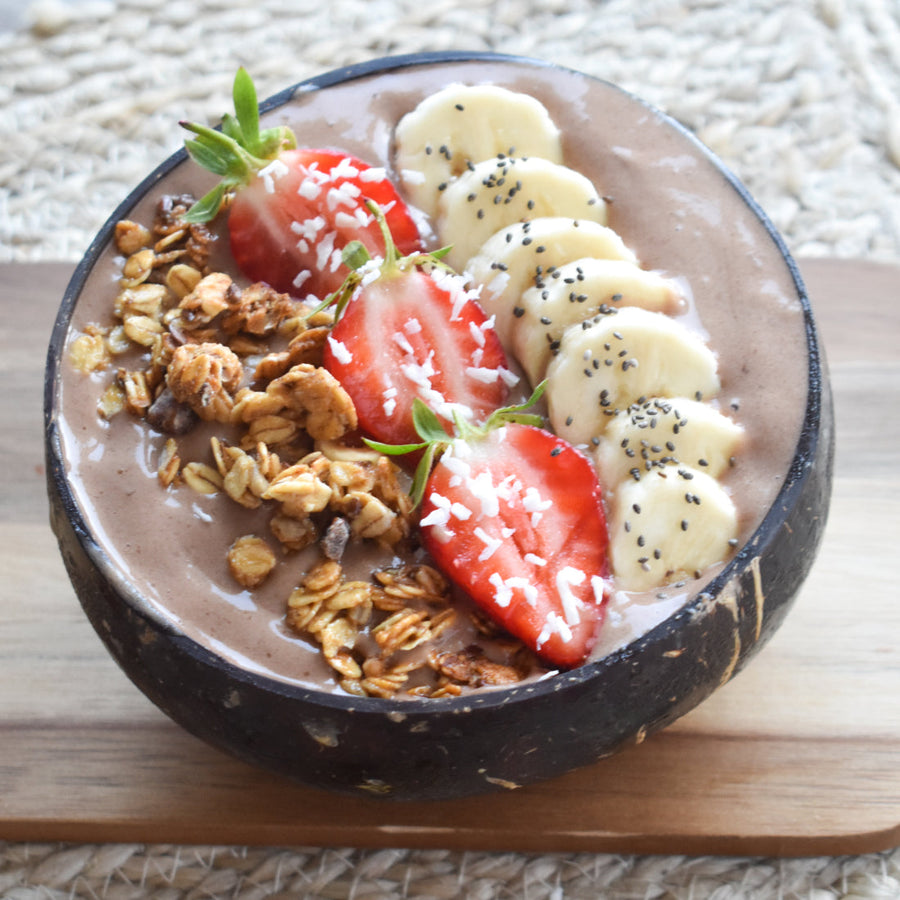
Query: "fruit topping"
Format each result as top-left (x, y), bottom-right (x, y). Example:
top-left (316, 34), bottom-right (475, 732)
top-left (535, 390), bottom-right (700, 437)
top-left (181, 68), bottom-right (423, 301)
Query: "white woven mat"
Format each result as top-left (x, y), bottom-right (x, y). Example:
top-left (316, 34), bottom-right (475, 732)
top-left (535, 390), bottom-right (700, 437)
top-left (2, 0), bottom-right (898, 896)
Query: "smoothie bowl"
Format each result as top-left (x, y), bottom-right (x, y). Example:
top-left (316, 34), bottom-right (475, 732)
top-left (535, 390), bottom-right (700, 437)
top-left (45, 52), bottom-right (833, 800)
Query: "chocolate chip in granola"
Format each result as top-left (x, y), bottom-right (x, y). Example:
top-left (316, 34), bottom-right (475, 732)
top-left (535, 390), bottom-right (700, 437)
top-left (145, 387), bottom-right (199, 435)
top-left (322, 516), bottom-right (351, 560)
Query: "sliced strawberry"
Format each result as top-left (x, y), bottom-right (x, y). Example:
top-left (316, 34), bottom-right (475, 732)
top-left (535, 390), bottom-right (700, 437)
top-left (322, 216), bottom-right (515, 450)
top-left (180, 69), bottom-right (422, 300)
top-left (419, 422), bottom-right (610, 668)
top-left (227, 148), bottom-right (422, 299)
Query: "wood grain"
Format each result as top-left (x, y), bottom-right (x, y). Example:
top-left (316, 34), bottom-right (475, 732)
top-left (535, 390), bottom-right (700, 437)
top-left (1, 259), bottom-right (897, 855)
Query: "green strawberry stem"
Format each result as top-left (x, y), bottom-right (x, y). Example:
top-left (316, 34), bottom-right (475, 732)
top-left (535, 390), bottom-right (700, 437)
top-left (315, 200), bottom-right (453, 320)
top-left (180, 67), bottom-right (297, 223)
top-left (366, 383), bottom-right (547, 507)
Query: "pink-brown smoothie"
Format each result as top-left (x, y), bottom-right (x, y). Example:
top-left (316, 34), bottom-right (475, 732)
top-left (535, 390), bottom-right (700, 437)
top-left (57, 59), bottom-right (809, 692)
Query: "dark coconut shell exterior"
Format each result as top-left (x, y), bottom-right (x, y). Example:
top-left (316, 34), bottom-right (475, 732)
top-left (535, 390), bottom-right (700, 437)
top-left (44, 52), bottom-right (834, 801)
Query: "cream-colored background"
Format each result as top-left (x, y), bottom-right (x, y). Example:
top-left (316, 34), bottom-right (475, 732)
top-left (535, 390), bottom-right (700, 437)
top-left (1, 0), bottom-right (898, 895)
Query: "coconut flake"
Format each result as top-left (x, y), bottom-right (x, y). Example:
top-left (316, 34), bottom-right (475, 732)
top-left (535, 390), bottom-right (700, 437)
top-left (420, 492), bottom-right (452, 528)
top-left (292, 270), bottom-right (312, 290)
top-left (400, 168), bottom-right (427, 185)
top-left (335, 211), bottom-right (359, 230)
top-left (490, 572), bottom-right (512, 608)
top-left (358, 165), bottom-right (388, 182)
top-left (523, 486), bottom-right (552, 526)
top-left (259, 158), bottom-right (289, 193)
top-left (486, 270), bottom-right (510, 299)
top-left (326, 182), bottom-right (361, 211)
top-left (474, 526), bottom-right (502, 561)
top-left (393, 331), bottom-right (415, 355)
top-left (315, 230), bottom-right (337, 271)
top-left (467, 470), bottom-right (500, 518)
top-left (331, 157), bottom-right (361, 180)
top-left (466, 366), bottom-right (503, 384)
top-left (327, 335), bottom-right (353, 365)
top-left (298, 177), bottom-right (322, 200)
top-left (556, 566), bottom-right (587, 626)
top-left (291, 215), bottom-right (326, 241)
top-left (536, 611), bottom-right (573, 648)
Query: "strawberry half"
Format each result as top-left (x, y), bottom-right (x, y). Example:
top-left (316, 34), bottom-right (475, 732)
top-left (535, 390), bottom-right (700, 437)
top-left (374, 400), bottom-right (611, 668)
top-left (322, 206), bottom-right (515, 450)
top-left (181, 68), bottom-right (422, 300)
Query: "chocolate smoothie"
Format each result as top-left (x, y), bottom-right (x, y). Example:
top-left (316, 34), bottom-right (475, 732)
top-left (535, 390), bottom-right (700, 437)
top-left (56, 59), bottom-right (809, 693)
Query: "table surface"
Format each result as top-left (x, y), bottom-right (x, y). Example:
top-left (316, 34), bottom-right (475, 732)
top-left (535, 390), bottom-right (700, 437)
top-left (1, 258), bottom-right (897, 856)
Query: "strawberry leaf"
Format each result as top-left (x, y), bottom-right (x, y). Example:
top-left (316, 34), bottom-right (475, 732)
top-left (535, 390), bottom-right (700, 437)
top-left (409, 441), bottom-right (440, 508)
top-left (184, 138), bottom-right (233, 176)
top-left (182, 183), bottom-right (229, 224)
top-left (484, 380), bottom-right (547, 429)
top-left (232, 67), bottom-right (260, 153)
top-left (412, 399), bottom-right (452, 443)
top-left (221, 112), bottom-right (244, 145)
top-left (179, 68), bottom-right (298, 224)
top-left (362, 438), bottom-right (429, 456)
top-left (342, 240), bottom-right (372, 271)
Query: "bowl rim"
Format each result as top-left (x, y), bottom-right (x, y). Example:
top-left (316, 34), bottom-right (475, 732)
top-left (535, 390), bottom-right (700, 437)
top-left (45, 49), bottom-right (826, 716)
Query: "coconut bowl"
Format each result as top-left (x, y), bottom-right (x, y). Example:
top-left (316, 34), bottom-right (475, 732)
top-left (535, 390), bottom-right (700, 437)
top-left (44, 51), bottom-right (834, 801)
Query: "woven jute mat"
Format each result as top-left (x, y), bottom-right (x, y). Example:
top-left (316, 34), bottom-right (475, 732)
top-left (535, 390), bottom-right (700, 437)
top-left (1, 0), bottom-right (898, 896)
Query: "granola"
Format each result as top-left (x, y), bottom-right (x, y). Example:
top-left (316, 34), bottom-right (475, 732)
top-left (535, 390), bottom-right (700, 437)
top-left (70, 194), bottom-right (535, 698)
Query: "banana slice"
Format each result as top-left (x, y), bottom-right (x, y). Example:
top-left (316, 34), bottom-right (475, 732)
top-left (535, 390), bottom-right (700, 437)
top-left (465, 217), bottom-right (637, 346)
top-left (545, 306), bottom-right (721, 447)
top-left (394, 84), bottom-right (563, 220)
top-left (438, 157), bottom-right (607, 270)
top-left (593, 396), bottom-right (744, 488)
top-left (511, 258), bottom-right (686, 386)
top-left (608, 466), bottom-right (739, 592)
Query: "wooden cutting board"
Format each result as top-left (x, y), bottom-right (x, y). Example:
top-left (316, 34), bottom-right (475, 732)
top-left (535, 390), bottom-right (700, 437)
top-left (1, 259), bottom-right (897, 857)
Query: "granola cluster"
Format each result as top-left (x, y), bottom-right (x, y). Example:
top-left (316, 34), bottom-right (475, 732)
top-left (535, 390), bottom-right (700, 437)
top-left (286, 560), bottom-right (529, 697)
top-left (69, 195), bottom-right (534, 698)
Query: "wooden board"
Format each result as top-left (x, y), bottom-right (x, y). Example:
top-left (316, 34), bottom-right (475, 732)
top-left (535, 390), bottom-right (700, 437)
top-left (1, 259), bottom-right (897, 857)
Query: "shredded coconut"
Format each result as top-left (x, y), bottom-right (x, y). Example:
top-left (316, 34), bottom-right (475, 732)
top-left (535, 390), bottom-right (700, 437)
top-left (392, 331), bottom-right (415, 355)
top-left (297, 177), bottom-right (321, 200)
top-left (315, 230), bottom-right (337, 271)
top-left (400, 168), bottom-right (427, 185)
top-left (420, 492), bottom-right (451, 528)
top-left (292, 270), bottom-right (312, 290)
top-left (358, 166), bottom-right (388, 182)
top-left (259, 158), bottom-right (289, 193)
top-left (326, 335), bottom-right (353, 365)
top-left (466, 366), bottom-right (503, 384)
top-left (474, 526), bottom-right (502, 561)
top-left (335, 211), bottom-right (359, 230)
top-left (330, 157), bottom-right (361, 180)
top-left (536, 611), bottom-right (574, 648)
top-left (523, 486), bottom-right (552, 526)
top-left (556, 566), bottom-right (587, 626)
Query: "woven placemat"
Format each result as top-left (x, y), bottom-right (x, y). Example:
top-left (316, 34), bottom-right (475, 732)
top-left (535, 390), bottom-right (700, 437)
top-left (1, 844), bottom-right (899, 899)
top-left (1, 0), bottom-right (898, 896)
top-left (2, 0), bottom-right (899, 264)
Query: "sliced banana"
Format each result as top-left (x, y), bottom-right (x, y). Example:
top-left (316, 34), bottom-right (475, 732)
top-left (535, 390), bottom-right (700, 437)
top-left (511, 258), bottom-right (686, 386)
top-left (593, 396), bottom-right (744, 488)
top-left (465, 217), bottom-right (637, 346)
top-left (394, 83), bottom-right (563, 220)
top-left (545, 306), bottom-right (721, 447)
top-left (438, 157), bottom-right (607, 270)
top-left (608, 466), bottom-right (738, 592)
